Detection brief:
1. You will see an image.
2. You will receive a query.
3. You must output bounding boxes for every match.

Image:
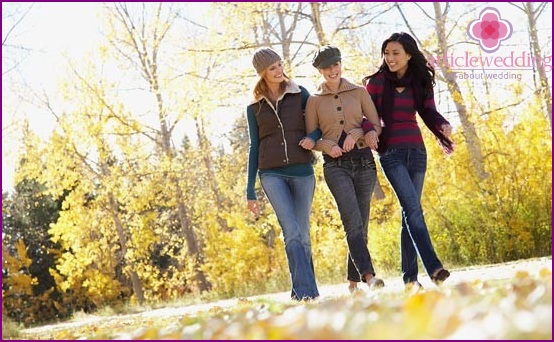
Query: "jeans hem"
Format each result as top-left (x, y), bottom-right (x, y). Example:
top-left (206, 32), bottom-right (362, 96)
top-left (359, 269), bottom-right (376, 282)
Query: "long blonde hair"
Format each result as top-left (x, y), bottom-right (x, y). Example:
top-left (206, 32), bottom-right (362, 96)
top-left (253, 72), bottom-right (291, 101)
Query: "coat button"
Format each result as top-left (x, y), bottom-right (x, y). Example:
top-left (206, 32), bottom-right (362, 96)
top-left (334, 95), bottom-right (338, 99)
top-left (340, 120), bottom-right (344, 124)
top-left (337, 106), bottom-right (342, 111)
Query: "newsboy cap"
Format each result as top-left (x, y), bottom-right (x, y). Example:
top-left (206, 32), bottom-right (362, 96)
top-left (312, 45), bottom-right (341, 69)
top-left (252, 47), bottom-right (281, 75)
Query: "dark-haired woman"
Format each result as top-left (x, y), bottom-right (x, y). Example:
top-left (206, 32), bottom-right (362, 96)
top-left (363, 32), bottom-right (453, 291)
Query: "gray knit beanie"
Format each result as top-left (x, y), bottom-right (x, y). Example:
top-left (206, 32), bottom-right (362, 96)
top-left (252, 47), bottom-right (281, 74)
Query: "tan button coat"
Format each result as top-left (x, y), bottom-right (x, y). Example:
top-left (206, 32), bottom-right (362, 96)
top-left (305, 78), bottom-right (381, 155)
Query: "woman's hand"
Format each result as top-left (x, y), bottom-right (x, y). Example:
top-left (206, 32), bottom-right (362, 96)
top-left (441, 124), bottom-right (453, 137)
top-left (247, 200), bottom-right (260, 218)
top-left (328, 145), bottom-right (343, 158)
top-left (299, 137), bottom-right (315, 150)
top-left (342, 134), bottom-right (355, 152)
top-left (364, 130), bottom-right (379, 150)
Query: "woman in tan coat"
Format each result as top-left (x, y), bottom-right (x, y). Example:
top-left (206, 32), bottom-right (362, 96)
top-left (301, 45), bottom-right (384, 293)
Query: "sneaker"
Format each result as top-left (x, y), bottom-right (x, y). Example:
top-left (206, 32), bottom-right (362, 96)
top-left (405, 281), bottom-right (424, 295)
top-left (366, 276), bottom-right (385, 290)
top-left (431, 268), bottom-right (450, 285)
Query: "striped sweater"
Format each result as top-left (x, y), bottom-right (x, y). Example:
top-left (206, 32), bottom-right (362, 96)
top-left (365, 72), bottom-right (449, 153)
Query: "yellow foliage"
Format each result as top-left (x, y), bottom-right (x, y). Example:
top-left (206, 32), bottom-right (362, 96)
top-left (2, 241), bottom-right (37, 296)
top-left (2, 241), bottom-right (42, 325)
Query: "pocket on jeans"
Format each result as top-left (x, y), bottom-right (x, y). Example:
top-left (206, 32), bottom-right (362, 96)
top-left (361, 157), bottom-right (376, 170)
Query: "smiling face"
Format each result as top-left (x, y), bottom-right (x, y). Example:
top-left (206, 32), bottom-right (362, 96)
top-left (384, 41), bottom-right (411, 78)
top-left (318, 61), bottom-right (342, 87)
top-left (262, 60), bottom-right (285, 86)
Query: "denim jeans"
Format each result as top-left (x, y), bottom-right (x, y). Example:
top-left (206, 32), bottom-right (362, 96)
top-left (323, 156), bottom-right (378, 283)
top-left (379, 148), bottom-right (444, 283)
top-left (260, 173), bottom-right (319, 300)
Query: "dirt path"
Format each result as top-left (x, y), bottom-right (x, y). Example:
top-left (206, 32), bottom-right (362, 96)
top-left (22, 256), bottom-right (552, 335)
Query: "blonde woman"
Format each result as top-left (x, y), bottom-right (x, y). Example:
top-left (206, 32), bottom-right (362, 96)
top-left (246, 47), bottom-right (319, 301)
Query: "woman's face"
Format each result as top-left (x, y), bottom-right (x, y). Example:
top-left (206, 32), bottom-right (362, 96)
top-left (262, 60), bottom-right (284, 85)
top-left (384, 41), bottom-right (411, 77)
top-left (318, 61), bottom-right (342, 86)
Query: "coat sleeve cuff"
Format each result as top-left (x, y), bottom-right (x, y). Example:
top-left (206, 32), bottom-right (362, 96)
top-left (347, 128), bottom-right (365, 142)
top-left (315, 139), bottom-right (335, 154)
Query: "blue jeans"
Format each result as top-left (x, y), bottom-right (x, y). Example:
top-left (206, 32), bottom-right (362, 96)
top-left (323, 156), bottom-right (378, 283)
top-left (379, 148), bottom-right (444, 283)
top-left (260, 173), bottom-right (319, 300)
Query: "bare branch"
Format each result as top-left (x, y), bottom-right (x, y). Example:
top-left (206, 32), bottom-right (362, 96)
top-left (413, 2), bottom-right (434, 21)
top-left (446, 6), bottom-right (478, 40)
top-left (535, 2), bottom-right (549, 18)
top-left (334, 4), bottom-right (394, 32)
top-left (2, 3), bottom-right (33, 46)
top-left (66, 59), bottom-right (158, 143)
top-left (443, 2), bottom-right (450, 17)
top-left (394, 3), bottom-right (424, 47)
top-left (507, 2), bottom-right (525, 12)
top-left (482, 101), bottom-right (525, 116)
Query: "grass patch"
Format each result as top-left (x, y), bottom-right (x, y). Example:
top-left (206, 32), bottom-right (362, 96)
top-left (2, 316), bottom-right (22, 339)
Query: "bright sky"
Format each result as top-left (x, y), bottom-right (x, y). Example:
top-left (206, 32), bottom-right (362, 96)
top-left (3, 3), bottom-right (101, 191)
top-left (2, 2), bottom-right (552, 192)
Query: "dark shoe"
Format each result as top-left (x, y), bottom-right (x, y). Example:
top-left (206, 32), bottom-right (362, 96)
top-left (431, 269), bottom-right (450, 285)
top-left (292, 294), bottom-right (319, 302)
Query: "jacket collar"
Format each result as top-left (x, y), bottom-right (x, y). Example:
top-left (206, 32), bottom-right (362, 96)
top-left (249, 81), bottom-right (301, 105)
top-left (314, 78), bottom-right (358, 96)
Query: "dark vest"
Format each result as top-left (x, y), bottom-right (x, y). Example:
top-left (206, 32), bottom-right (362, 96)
top-left (248, 92), bottom-right (313, 170)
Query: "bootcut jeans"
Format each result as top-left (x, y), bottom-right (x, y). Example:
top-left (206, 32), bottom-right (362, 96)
top-left (260, 173), bottom-right (319, 300)
top-left (378, 148), bottom-right (444, 283)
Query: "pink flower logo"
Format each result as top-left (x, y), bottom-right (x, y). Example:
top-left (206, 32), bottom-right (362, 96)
top-left (467, 7), bottom-right (512, 53)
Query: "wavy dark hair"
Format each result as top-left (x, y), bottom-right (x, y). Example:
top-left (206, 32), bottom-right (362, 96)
top-left (362, 32), bottom-right (435, 93)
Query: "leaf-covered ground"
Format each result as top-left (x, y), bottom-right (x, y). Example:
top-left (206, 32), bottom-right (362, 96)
top-left (19, 258), bottom-right (552, 340)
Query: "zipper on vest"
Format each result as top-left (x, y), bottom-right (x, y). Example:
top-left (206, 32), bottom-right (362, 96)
top-left (274, 101), bottom-right (289, 165)
top-left (264, 96), bottom-right (290, 165)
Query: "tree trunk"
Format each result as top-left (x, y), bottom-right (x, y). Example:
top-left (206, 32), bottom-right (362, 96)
top-left (524, 2), bottom-right (552, 126)
top-left (310, 2), bottom-right (328, 45)
top-left (195, 117), bottom-right (230, 231)
top-left (107, 193), bottom-right (145, 304)
top-left (433, 2), bottom-right (488, 179)
top-left (175, 186), bottom-right (211, 292)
